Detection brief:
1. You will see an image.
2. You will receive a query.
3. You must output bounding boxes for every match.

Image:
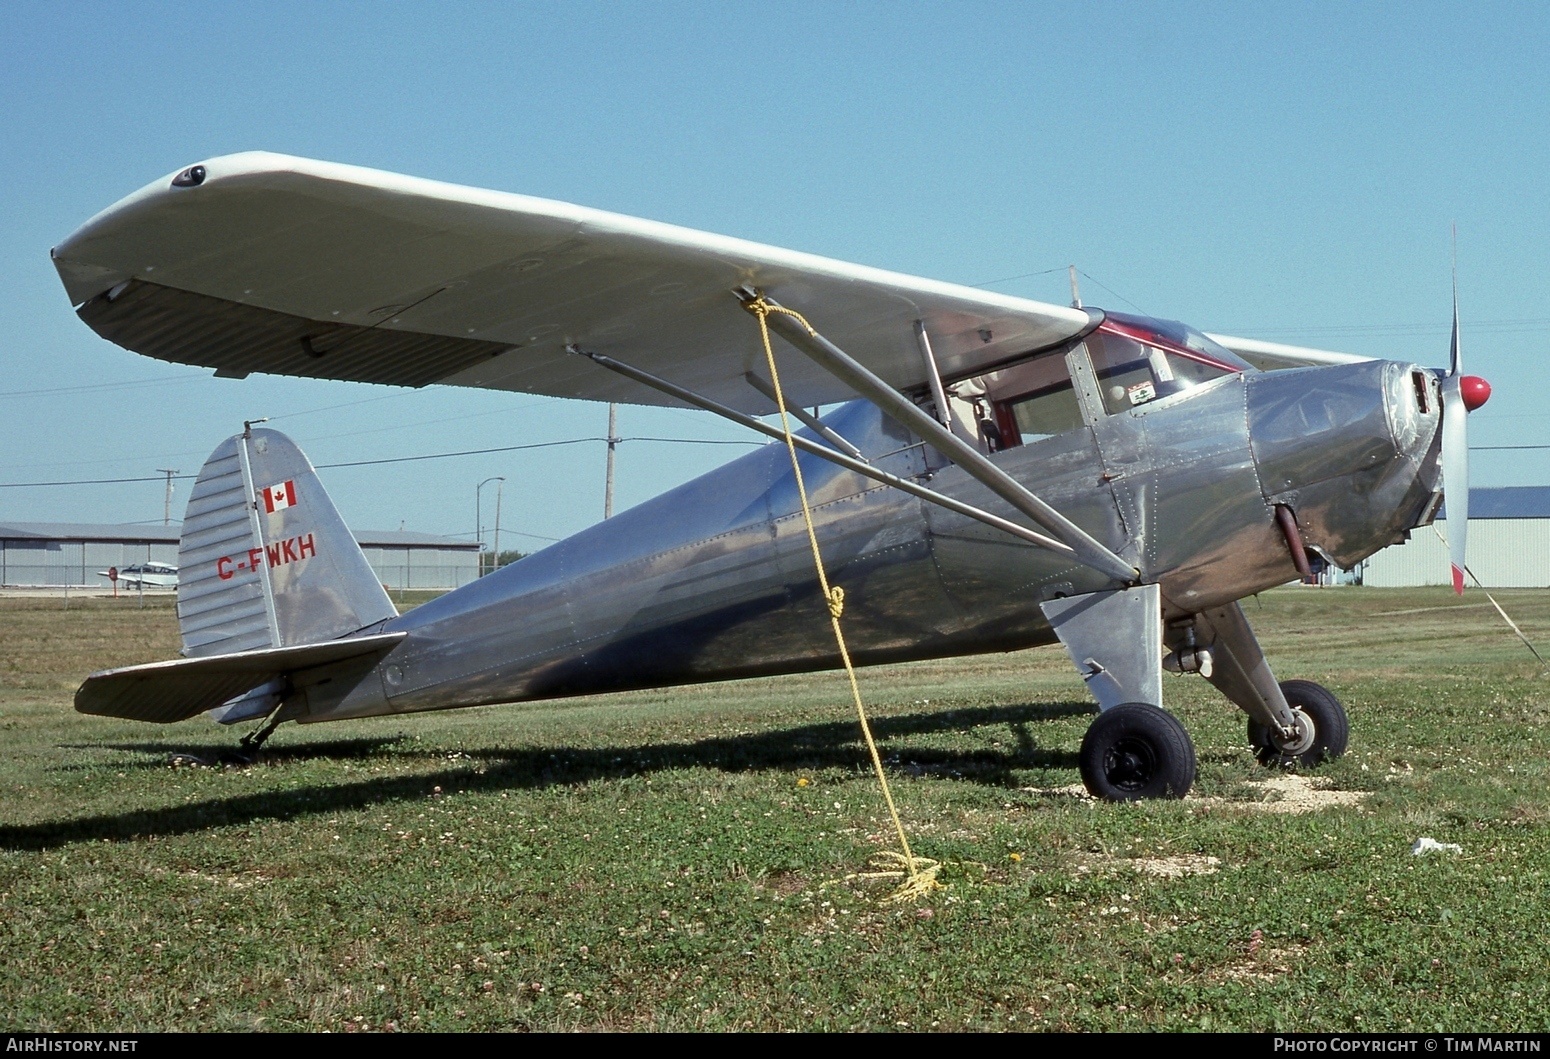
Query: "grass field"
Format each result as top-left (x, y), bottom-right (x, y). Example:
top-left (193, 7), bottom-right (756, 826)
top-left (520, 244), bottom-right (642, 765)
top-left (2, 587), bottom-right (1548, 1032)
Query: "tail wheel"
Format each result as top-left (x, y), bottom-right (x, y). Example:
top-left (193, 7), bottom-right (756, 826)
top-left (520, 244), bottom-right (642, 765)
top-left (1248, 679), bottom-right (1349, 767)
top-left (1079, 703), bottom-right (1197, 801)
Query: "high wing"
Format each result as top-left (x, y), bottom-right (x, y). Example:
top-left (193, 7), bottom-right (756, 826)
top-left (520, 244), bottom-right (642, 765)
top-left (1205, 333), bottom-right (1374, 372)
top-left (53, 152), bottom-right (1095, 413)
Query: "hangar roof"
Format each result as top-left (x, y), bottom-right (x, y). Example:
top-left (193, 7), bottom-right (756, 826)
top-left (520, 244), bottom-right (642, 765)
top-left (0, 521), bottom-right (180, 544)
top-left (0, 521), bottom-right (478, 550)
top-left (1441, 487), bottom-right (1550, 521)
top-left (354, 529), bottom-right (481, 550)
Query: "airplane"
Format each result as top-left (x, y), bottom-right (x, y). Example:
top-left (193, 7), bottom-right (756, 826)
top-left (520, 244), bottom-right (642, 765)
top-left (98, 561), bottom-right (179, 590)
top-left (51, 152), bottom-right (1492, 799)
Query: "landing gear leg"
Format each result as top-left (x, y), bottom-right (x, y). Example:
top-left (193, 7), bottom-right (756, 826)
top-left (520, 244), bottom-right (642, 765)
top-left (230, 713), bottom-right (285, 763)
top-left (1041, 584), bottom-right (1197, 800)
top-left (1175, 602), bottom-right (1348, 767)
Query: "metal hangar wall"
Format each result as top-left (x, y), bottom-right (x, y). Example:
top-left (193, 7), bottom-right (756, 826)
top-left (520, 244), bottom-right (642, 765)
top-left (1361, 487), bottom-right (1550, 588)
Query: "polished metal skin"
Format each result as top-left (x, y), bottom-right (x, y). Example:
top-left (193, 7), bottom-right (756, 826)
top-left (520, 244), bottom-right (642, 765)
top-left (298, 327), bottom-right (1444, 727)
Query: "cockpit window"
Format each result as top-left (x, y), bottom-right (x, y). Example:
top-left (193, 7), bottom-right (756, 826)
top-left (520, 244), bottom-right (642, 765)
top-left (1085, 312), bottom-right (1252, 415)
top-left (967, 349), bottom-right (1083, 450)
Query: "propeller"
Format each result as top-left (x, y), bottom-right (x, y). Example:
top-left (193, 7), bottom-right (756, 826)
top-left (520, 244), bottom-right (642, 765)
top-left (1438, 253), bottom-right (1492, 594)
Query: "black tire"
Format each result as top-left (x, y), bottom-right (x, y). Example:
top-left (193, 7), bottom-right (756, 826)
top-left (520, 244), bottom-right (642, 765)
top-left (1247, 679), bottom-right (1350, 767)
top-left (1079, 703), bottom-right (1197, 801)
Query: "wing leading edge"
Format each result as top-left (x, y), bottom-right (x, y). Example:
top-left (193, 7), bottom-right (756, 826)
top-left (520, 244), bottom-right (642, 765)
top-left (54, 152), bottom-right (1095, 412)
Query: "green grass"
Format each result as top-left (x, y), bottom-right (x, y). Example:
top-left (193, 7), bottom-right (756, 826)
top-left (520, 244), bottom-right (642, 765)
top-left (2, 587), bottom-right (1548, 1031)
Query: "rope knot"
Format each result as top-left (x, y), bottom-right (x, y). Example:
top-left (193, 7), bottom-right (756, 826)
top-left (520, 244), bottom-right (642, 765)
top-left (827, 585), bottom-right (845, 619)
top-left (742, 294), bottom-right (818, 337)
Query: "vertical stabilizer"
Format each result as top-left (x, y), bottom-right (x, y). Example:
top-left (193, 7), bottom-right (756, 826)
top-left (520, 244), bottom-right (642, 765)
top-left (177, 427), bottom-right (396, 657)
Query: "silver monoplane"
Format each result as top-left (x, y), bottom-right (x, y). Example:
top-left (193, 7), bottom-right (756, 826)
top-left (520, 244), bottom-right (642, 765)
top-left (53, 153), bottom-right (1492, 799)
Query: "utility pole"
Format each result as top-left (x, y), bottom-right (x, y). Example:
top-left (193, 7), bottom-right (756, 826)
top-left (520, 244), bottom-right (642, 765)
top-left (492, 478), bottom-right (504, 571)
top-left (1068, 265), bottom-right (1082, 309)
top-left (157, 469), bottom-right (180, 525)
top-left (476, 476), bottom-right (504, 575)
top-left (604, 402), bottom-right (619, 519)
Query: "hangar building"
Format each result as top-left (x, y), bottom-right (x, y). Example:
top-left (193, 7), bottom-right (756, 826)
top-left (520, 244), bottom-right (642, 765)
top-left (0, 521), bottom-right (480, 591)
top-left (1361, 487), bottom-right (1550, 588)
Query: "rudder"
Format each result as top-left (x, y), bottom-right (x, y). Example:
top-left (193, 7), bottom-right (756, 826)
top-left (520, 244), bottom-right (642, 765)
top-left (177, 426), bottom-right (397, 658)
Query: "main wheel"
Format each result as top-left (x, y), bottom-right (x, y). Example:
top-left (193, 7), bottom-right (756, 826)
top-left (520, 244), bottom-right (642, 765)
top-left (1248, 679), bottom-right (1349, 767)
top-left (1079, 703), bottom-right (1197, 801)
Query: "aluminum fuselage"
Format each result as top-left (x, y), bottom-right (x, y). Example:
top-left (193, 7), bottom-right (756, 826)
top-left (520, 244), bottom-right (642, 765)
top-left (308, 355), bottom-right (1442, 724)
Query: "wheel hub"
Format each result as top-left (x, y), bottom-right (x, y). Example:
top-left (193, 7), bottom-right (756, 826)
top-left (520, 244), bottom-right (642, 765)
top-left (1103, 736), bottom-right (1158, 791)
top-left (1273, 708), bottom-right (1317, 756)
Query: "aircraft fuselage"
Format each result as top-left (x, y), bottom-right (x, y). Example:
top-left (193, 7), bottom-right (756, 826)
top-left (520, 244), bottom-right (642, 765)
top-left (307, 351), bottom-right (1443, 724)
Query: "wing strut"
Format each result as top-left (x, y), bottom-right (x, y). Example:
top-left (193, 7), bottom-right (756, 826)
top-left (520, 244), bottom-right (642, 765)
top-left (914, 320), bottom-right (954, 429)
top-left (569, 346), bottom-right (1075, 555)
top-left (743, 294), bottom-right (1140, 584)
top-left (743, 372), bottom-right (865, 460)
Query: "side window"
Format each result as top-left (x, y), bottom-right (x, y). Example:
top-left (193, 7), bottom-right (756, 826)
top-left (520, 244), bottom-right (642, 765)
top-left (1005, 380), bottom-right (1085, 443)
top-left (959, 349), bottom-right (1084, 450)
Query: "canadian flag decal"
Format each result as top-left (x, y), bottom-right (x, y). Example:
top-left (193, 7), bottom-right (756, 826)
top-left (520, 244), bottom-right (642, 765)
top-left (261, 480), bottom-right (298, 513)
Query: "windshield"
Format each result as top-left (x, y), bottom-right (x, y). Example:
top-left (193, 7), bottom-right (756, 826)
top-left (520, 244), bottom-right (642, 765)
top-left (1101, 311), bottom-right (1253, 370)
top-left (1086, 311), bottom-right (1254, 414)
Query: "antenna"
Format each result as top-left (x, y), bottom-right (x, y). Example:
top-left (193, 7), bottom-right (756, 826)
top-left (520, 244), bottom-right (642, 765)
top-left (1068, 265), bottom-right (1082, 309)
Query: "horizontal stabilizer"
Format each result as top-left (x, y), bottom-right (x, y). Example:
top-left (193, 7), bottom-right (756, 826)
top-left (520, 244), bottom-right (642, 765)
top-left (75, 632), bottom-right (405, 724)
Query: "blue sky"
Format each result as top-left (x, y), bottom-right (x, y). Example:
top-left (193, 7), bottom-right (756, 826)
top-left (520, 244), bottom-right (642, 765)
top-left (2, 2), bottom-right (1546, 548)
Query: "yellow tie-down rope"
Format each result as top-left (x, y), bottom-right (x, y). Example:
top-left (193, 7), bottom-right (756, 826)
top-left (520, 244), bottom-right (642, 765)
top-left (744, 295), bottom-right (941, 902)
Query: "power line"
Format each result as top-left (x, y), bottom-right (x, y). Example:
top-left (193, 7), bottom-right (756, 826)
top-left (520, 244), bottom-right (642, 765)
top-left (0, 473), bottom-right (189, 488)
top-left (500, 529), bottom-right (562, 543)
top-left (1214, 319), bottom-right (1550, 339)
top-left (621, 436), bottom-right (761, 446)
top-left (315, 435), bottom-right (759, 470)
top-left (0, 372), bottom-right (209, 400)
top-left (0, 434), bottom-right (764, 488)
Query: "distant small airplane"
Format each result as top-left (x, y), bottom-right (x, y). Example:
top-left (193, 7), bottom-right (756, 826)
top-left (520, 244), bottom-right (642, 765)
top-left (53, 153), bottom-right (1491, 798)
top-left (98, 561), bottom-right (178, 589)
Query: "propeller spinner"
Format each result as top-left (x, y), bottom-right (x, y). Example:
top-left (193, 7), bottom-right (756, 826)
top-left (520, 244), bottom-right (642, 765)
top-left (1439, 278), bottom-right (1491, 593)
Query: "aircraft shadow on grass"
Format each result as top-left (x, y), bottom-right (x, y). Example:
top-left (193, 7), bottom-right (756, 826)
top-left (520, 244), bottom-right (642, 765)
top-left (7, 701), bottom-right (1091, 852)
top-left (52, 737), bottom-right (407, 771)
